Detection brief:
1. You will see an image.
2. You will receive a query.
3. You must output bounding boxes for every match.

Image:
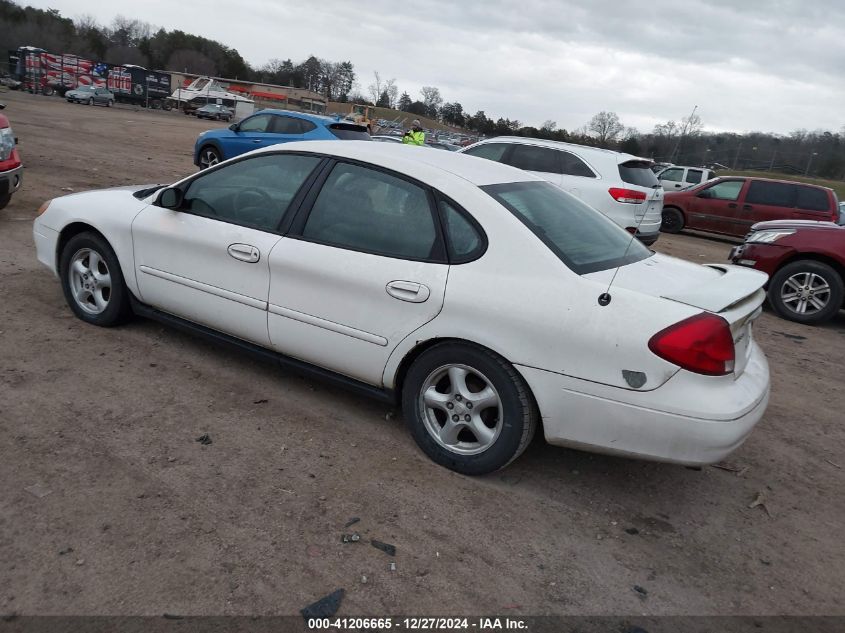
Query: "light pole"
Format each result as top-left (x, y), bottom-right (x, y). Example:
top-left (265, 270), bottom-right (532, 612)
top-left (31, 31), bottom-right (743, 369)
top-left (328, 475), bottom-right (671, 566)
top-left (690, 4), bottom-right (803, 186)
top-left (805, 152), bottom-right (818, 176)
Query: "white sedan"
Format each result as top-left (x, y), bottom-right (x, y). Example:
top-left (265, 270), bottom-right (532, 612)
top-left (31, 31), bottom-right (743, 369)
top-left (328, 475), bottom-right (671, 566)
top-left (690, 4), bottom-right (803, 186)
top-left (33, 142), bottom-right (771, 475)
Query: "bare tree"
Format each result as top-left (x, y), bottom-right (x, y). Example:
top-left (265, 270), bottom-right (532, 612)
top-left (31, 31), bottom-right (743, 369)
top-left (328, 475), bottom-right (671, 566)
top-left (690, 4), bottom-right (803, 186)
top-left (384, 77), bottom-right (398, 109)
top-left (588, 111), bottom-right (624, 146)
top-left (420, 86), bottom-right (442, 118)
top-left (367, 71), bottom-right (383, 105)
top-left (541, 120), bottom-right (557, 132)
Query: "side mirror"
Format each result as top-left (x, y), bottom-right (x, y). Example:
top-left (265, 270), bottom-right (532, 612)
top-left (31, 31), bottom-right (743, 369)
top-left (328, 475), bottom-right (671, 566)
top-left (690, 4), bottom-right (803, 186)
top-left (697, 189), bottom-right (713, 199)
top-left (159, 187), bottom-right (183, 209)
top-left (0, 103), bottom-right (5, 110)
top-left (228, 123), bottom-right (238, 131)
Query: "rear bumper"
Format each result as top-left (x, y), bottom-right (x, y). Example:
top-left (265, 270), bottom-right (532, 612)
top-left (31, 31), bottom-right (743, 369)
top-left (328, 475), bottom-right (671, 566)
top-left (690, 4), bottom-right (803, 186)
top-left (519, 341), bottom-right (770, 465)
top-left (0, 164), bottom-right (23, 198)
top-left (637, 230), bottom-right (660, 246)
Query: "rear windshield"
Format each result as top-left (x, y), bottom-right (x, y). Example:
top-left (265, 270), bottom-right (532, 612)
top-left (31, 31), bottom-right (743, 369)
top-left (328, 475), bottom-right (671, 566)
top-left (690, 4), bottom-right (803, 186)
top-left (618, 161), bottom-right (659, 187)
top-left (329, 123), bottom-right (371, 140)
top-left (482, 181), bottom-right (652, 274)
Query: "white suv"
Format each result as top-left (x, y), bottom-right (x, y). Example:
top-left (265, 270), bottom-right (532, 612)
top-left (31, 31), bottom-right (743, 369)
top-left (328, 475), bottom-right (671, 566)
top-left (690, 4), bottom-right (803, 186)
top-left (459, 137), bottom-right (663, 245)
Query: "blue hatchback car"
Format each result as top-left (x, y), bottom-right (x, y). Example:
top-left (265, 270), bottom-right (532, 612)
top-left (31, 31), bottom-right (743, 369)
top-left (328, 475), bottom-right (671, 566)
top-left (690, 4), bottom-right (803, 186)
top-left (193, 109), bottom-right (370, 169)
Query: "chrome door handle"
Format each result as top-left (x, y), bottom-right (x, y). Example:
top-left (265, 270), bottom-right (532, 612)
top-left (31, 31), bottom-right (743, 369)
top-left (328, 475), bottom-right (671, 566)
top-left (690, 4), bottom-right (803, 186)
top-left (386, 280), bottom-right (430, 303)
top-left (228, 243), bottom-right (260, 263)
top-left (251, 139), bottom-right (262, 143)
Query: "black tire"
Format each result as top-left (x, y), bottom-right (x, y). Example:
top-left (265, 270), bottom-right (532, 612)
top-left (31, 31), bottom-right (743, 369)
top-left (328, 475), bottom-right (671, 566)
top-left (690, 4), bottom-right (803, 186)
top-left (0, 193), bottom-right (11, 210)
top-left (198, 145), bottom-right (222, 170)
top-left (87, 97), bottom-right (93, 106)
top-left (107, 99), bottom-right (112, 107)
top-left (661, 207), bottom-right (685, 233)
top-left (768, 260), bottom-right (844, 325)
top-left (59, 232), bottom-right (132, 327)
top-left (401, 343), bottom-right (538, 475)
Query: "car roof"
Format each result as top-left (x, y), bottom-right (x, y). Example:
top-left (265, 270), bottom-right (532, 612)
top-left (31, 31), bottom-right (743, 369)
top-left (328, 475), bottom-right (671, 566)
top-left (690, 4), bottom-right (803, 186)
top-left (253, 140), bottom-right (541, 187)
top-left (712, 175), bottom-right (833, 191)
top-left (253, 108), bottom-right (352, 125)
top-left (471, 136), bottom-right (651, 165)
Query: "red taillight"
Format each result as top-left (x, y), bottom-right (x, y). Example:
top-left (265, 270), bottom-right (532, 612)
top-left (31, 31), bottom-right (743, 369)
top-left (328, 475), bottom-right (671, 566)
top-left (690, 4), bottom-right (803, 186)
top-left (608, 187), bottom-right (647, 204)
top-left (648, 313), bottom-right (735, 376)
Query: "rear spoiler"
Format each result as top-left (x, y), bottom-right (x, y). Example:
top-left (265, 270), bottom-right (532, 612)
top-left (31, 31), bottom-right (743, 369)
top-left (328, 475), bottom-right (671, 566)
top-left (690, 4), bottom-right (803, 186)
top-left (661, 264), bottom-right (768, 313)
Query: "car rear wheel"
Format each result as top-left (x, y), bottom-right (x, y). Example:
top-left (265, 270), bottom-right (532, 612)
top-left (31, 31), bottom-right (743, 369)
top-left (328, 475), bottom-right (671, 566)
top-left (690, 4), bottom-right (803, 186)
top-left (661, 207), bottom-right (685, 233)
top-left (87, 97), bottom-right (93, 106)
top-left (768, 260), bottom-right (844, 325)
top-left (198, 146), bottom-right (222, 170)
top-left (401, 343), bottom-right (538, 475)
top-left (59, 232), bottom-right (132, 327)
top-left (0, 193), bottom-right (11, 210)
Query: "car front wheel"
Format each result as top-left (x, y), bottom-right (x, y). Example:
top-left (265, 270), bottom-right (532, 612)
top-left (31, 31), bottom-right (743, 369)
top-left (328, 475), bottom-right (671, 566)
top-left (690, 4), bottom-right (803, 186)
top-left (401, 343), bottom-right (538, 475)
top-left (59, 232), bottom-right (132, 327)
top-left (768, 260), bottom-right (844, 325)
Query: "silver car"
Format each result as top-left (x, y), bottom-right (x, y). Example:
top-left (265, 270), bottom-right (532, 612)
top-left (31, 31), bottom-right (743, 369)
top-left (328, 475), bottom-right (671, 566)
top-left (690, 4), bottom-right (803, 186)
top-left (66, 86), bottom-right (115, 107)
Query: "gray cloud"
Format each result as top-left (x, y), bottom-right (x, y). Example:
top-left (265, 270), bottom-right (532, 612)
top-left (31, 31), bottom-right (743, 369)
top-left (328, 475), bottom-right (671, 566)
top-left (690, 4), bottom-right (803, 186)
top-left (24, 0), bottom-right (845, 133)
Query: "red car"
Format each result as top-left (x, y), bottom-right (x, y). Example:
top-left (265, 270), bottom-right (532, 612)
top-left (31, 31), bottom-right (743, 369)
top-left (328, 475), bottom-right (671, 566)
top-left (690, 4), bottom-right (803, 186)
top-left (0, 104), bottom-right (22, 210)
top-left (730, 213), bottom-right (845, 324)
top-left (662, 176), bottom-right (839, 238)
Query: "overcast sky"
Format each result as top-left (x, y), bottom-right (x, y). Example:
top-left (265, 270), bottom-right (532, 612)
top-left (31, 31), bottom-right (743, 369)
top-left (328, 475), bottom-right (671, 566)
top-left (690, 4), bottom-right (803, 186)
top-left (25, 0), bottom-right (845, 134)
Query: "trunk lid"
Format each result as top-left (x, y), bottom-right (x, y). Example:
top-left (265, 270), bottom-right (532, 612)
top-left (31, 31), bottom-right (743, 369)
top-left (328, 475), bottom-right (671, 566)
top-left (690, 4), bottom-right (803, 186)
top-left (585, 253), bottom-right (768, 376)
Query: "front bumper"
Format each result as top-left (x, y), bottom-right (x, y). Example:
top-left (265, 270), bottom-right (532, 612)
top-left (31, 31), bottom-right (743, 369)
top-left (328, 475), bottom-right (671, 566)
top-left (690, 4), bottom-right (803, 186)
top-left (518, 341), bottom-right (770, 465)
top-left (0, 164), bottom-right (23, 198)
top-left (33, 220), bottom-right (60, 276)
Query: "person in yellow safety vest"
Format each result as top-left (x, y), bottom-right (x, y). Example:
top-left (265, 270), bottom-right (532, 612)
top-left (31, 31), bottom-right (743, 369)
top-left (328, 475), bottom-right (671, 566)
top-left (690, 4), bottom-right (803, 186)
top-left (402, 120), bottom-right (425, 146)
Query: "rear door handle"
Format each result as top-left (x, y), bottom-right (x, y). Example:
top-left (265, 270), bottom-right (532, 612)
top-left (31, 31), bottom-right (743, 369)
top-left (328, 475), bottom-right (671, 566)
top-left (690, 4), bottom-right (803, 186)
top-left (727, 202), bottom-right (737, 208)
top-left (251, 139), bottom-right (262, 143)
top-left (386, 280), bottom-right (430, 303)
top-left (742, 204), bottom-right (753, 211)
top-left (228, 243), bottom-right (260, 263)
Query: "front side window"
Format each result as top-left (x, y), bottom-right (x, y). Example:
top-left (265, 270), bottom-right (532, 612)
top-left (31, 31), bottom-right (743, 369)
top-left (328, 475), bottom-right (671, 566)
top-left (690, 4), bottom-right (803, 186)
top-left (685, 169), bottom-right (704, 184)
top-left (702, 180), bottom-right (744, 201)
top-left (745, 181), bottom-right (795, 208)
top-left (483, 181), bottom-right (652, 275)
top-left (301, 163), bottom-right (440, 260)
top-left (795, 185), bottom-right (830, 212)
top-left (660, 168), bottom-right (684, 182)
top-left (181, 154), bottom-right (321, 231)
top-left (507, 144), bottom-right (562, 174)
top-left (238, 114), bottom-right (273, 133)
top-left (462, 143), bottom-right (510, 162)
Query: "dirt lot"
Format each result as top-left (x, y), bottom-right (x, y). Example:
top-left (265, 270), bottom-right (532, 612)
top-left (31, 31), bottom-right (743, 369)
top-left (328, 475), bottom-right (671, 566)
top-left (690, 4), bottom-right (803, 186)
top-left (1, 89), bottom-right (844, 618)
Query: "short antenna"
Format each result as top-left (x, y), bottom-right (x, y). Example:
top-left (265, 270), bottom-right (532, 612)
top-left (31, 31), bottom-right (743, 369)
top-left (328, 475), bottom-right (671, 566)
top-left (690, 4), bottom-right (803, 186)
top-left (597, 187), bottom-right (654, 306)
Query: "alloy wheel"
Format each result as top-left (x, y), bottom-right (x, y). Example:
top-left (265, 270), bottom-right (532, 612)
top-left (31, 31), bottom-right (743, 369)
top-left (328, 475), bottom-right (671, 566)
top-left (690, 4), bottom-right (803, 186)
top-left (199, 148), bottom-right (220, 169)
top-left (780, 272), bottom-right (831, 315)
top-left (68, 248), bottom-right (112, 315)
top-left (418, 364), bottom-right (503, 456)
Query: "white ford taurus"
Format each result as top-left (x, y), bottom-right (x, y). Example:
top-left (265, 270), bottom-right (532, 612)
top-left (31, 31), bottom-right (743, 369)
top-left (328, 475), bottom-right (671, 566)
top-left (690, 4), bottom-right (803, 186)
top-left (33, 141), bottom-right (770, 475)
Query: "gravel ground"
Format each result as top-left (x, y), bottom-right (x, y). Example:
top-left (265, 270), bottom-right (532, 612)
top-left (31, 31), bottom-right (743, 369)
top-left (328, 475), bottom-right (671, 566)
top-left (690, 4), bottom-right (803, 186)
top-left (1, 89), bottom-right (843, 617)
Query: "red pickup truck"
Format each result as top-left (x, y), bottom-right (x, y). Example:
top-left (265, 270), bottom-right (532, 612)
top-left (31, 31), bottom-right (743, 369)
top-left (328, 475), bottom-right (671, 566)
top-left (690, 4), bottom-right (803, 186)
top-left (0, 104), bottom-right (22, 210)
top-left (661, 176), bottom-right (839, 238)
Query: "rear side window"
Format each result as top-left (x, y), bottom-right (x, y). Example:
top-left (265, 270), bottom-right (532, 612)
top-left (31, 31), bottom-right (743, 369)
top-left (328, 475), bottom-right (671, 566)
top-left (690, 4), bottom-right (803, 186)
top-left (507, 144), bottom-right (562, 174)
top-left (301, 163), bottom-right (440, 260)
top-left (462, 143), bottom-right (509, 162)
top-left (300, 120), bottom-right (317, 133)
top-left (746, 181), bottom-right (795, 208)
top-left (620, 161), bottom-right (660, 187)
top-left (483, 181), bottom-right (651, 275)
top-left (685, 169), bottom-right (704, 184)
top-left (795, 185), bottom-right (830, 212)
top-left (272, 116), bottom-right (304, 134)
top-left (560, 151), bottom-right (596, 178)
top-left (438, 199), bottom-right (485, 262)
top-left (328, 123), bottom-right (370, 140)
